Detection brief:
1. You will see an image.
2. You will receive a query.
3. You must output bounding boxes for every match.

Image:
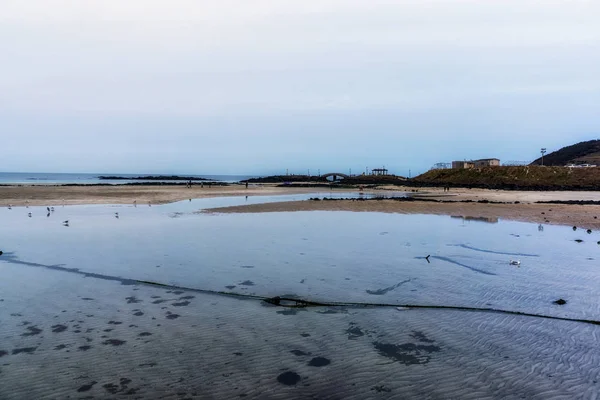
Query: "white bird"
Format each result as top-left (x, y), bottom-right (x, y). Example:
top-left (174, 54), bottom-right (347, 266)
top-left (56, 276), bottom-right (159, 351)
top-left (510, 260), bottom-right (521, 266)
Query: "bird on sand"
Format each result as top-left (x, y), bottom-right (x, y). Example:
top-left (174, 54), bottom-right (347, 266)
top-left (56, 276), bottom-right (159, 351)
top-left (510, 260), bottom-right (521, 266)
top-left (47, 207), bottom-right (50, 212)
top-left (62, 220), bottom-right (69, 226)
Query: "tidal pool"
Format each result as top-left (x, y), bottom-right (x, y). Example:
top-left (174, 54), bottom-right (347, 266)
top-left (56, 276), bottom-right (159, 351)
top-left (1, 195), bottom-right (599, 399)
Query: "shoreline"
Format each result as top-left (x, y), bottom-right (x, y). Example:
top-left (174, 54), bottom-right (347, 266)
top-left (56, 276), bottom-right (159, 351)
top-left (204, 199), bottom-right (600, 230)
top-left (2, 183), bottom-right (600, 229)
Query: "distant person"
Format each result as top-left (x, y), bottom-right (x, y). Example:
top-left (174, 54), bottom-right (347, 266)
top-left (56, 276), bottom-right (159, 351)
top-left (245, 182), bottom-right (249, 189)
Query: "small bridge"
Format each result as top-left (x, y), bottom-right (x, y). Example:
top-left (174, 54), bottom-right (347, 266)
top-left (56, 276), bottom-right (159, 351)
top-left (321, 172), bottom-right (350, 181)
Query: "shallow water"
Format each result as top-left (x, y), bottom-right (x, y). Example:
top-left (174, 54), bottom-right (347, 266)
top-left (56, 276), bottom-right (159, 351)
top-left (1, 195), bottom-right (599, 399)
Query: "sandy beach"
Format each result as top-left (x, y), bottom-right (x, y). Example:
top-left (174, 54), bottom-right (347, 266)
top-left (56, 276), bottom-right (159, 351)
top-left (0, 184), bottom-right (320, 207)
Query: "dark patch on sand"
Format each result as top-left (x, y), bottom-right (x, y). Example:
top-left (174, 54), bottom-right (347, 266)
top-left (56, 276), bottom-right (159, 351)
top-left (422, 256), bottom-right (496, 276)
top-left (276, 308), bottom-right (306, 316)
top-left (103, 329), bottom-right (113, 332)
top-left (77, 381), bottom-right (97, 392)
top-left (225, 285), bottom-right (236, 290)
top-left (0, 350), bottom-right (7, 357)
top-left (102, 339), bottom-right (126, 346)
top-left (172, 291), bottom-right (184, 295)
top-left (52, 324), bottom-right (67, 333)
top-left (133, 311), bottom-right (144, 316)
top-left (239, 280), bottom-right (255, 286)
top-left (371, 385), bottom-right (391, 393)
top-left (166, 312), bottom-right (180, 320)
top-left (81, 297), bottom-right (94, 301)
top-left (233, 352), bottom-right (243, 356)
top-left (139, 362), bottom-right (157, 367)
top-left (277, 371), bottom-right (301, 386)
top-left (317, 309), bottom-right (342, 314)
top-left (372, 341), bottom-right (440, 365)
top-left (410, 331), bottom-right (435, 343)
top-left (290, 350), bottom-right (310, 356)
top-left (308, 357), bottom-right (330, 367)
top-left (126, 296), bottom-right (141, 304)
top-left (152, 299), bottom-right (167, 304)
top-left (240, 265), bottom-right (255, 269)
top-left (54, 344), bottom-right (68, 350)
top-left (172, 301), bottom-right (190, 307)
top-left (179, 295), bottom-right (195, 300)
top-left (21, 326), bottom-right (43, 336)
top-left (10, 313), bottom-right (22, 317)
top-left (108, 321), bottom-right (122, 325)
top-left (138, 332), bottom-right (152, 337)
top-left (12, 347), bottom-right (37, 355)
top-left (300, 333), bottom-right (311, 337)
top-left (346, 324), bottom-right (365, 340)
top-left (366, 278), bottom-right (414, 295)
top-left (449, 244), bottom-right (539, 257)
top-left (78, 345), bottom-right (92, 351)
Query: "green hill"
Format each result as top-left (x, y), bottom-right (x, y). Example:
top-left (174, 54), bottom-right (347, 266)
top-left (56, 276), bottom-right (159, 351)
top-left (530, 140), bottom-right (600, 166)
top-left (413, 165), bottom-right (600, 190)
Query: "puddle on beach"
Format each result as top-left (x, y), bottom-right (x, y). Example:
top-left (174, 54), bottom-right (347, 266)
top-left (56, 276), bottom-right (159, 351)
top-left (1, 194), bottom-right (599, 399)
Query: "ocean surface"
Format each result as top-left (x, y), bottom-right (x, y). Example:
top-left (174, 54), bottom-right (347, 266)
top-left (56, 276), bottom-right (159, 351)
top-left (0, 172), bottom-right (257, 184)
top-left (1, 194), bottom-right (599, 399)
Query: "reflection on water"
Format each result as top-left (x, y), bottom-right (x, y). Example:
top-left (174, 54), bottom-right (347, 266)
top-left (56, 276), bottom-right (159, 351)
top-left (451, 215), bottom-right (499, 223)
top-left (1, 195), bottom-right (600, 398)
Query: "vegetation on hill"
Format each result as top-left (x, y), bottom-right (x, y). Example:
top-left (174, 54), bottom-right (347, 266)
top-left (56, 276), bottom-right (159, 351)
top-left (412, 166), bottom-right (600, 190)
top-left (530, 140), bottom-right (600, 166)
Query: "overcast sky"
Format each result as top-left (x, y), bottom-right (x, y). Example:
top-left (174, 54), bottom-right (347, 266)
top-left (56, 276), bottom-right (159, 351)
top-left (1, 0), bottom-right (599, 176)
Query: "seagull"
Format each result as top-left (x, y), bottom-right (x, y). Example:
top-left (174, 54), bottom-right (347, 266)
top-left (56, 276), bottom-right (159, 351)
top-left (425, 255), bottom-right (431, 263)
top-left (50, 207), bottom-right (55, 212)
top-left (115, 212), bottom-right (119, 219)
top-left (510, 260), bottom-right (521, 266)
top-left (28, 212), bottom-right (32, 217)
top-left (62, 220), bottom-right (69, 226)
top-left (47, 207), bottom-right (50, 212)
top-left (7, 204), bottom-right (12, 210)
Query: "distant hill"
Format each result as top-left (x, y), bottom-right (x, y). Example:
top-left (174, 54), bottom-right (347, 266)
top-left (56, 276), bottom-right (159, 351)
top-left (412, 166), bottom-right (600, 191)
top-left (530, 140), bottom-right (600, 166)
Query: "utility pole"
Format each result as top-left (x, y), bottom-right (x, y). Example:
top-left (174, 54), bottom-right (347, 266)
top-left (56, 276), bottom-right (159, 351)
top-left (541, 148), bottom-right (547, 166)
top-left (409, 169), bottom-right (411, 178)
top-left (349, 168), bottom-right (352, 176)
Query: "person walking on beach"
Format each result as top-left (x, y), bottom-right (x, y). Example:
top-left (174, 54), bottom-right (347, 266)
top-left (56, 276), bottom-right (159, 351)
top-left (245, 182), bottom-right (249, 189)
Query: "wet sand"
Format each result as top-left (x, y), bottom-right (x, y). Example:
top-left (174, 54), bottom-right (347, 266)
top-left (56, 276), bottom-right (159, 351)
top-left (206, 200), bottom-right (600, 230)
top-left (0, 184), bottom-right (322, 207)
